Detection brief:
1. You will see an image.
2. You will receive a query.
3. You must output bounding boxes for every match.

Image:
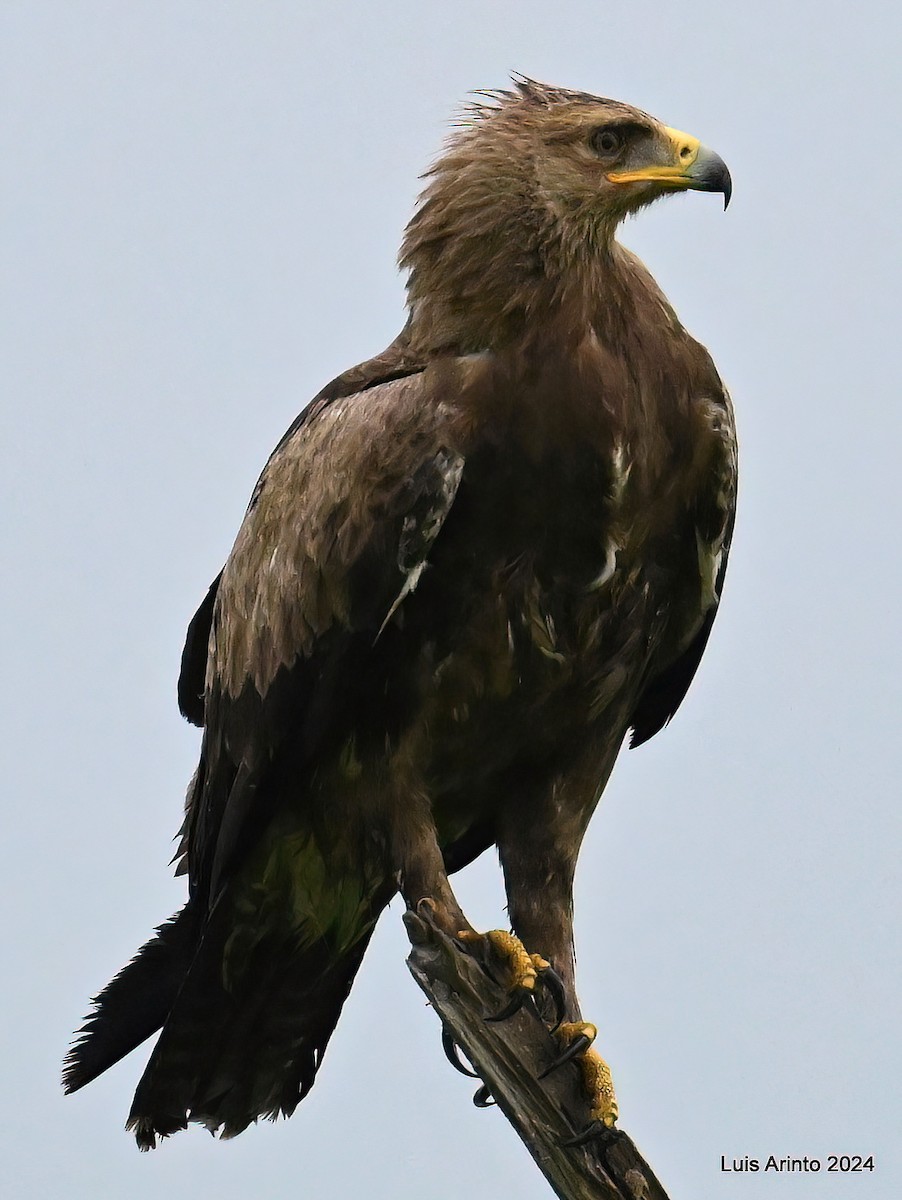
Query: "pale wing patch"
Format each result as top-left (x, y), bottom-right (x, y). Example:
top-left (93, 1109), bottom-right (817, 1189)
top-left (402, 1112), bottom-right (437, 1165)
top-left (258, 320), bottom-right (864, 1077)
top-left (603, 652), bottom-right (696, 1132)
top-left (587, 438), bottom-right (631, 592)
top-left (609, 439), bottom-right (632, 505)
top-left (690, 393), bottom-right (737, 631)
top-left (587, 540), bottom-right (619, 591)
top-left (376, 448), bottom-right (464, 640)
top-left (696, 533), bottom-right (725, 611)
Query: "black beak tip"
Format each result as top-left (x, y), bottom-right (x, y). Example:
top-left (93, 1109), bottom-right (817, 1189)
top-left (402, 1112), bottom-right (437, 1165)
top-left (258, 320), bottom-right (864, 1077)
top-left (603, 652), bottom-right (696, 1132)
top-left (722, 169), bottom-right (733, 210)
top-left (702, 162), bottom-right (732, 210)
top-left (688, 148), bottom-right (732, 210)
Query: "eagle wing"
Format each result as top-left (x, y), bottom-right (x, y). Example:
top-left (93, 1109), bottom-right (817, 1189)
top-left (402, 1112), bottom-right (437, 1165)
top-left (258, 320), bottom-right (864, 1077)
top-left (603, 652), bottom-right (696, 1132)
top-left (65, 366), bottom-right (467, 1134)
top-left (178, 573), bottom-right (221, 726)
top-left (627, 532), bottom-right (732, 746)
top-left (176, 365), bottom-right (465, 908)
top-left (177, 339), bottom-right (425, 727)
top-left (628, 388), bottom-right (737, 747)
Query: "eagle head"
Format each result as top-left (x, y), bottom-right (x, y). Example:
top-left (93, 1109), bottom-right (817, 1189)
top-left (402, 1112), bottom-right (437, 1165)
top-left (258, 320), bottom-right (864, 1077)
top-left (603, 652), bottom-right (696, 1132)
top-left (401, 76), bottom-right (731, 351)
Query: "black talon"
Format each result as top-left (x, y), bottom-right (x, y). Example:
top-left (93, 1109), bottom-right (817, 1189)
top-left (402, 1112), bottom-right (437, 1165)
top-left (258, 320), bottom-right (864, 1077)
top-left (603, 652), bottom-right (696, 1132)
top-left (484, 987), bottom-right (531, 1023)
top-left (535, 965), bottom-right (567, 1030)
top-left (538, 1032), bottom-right (594, 1079)
top-left (472, 1083), bottom-right (495, 1108)
top-left (441, 1030), bottom-right (479, 1078)
top-left (561, 1120), bottom-right (610, 1148)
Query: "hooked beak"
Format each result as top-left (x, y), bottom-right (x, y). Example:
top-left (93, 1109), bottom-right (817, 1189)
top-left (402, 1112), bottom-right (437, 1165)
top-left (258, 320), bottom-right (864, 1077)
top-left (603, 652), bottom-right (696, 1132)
top-left (607, 126), bottom-right (732, 210)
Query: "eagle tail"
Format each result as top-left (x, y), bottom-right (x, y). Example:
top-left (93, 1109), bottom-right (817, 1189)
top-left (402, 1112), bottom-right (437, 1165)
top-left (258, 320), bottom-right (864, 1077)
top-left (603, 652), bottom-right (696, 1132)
top-left (124, 902), bottom-right (382, 1149)
top-left (62, 902), bottom-right (201, 1095)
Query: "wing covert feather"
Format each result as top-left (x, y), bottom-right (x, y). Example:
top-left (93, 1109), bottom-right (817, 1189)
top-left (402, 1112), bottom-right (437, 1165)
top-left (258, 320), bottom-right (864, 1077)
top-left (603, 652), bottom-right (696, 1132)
top-left (209, 375), bottom-right (463, 700)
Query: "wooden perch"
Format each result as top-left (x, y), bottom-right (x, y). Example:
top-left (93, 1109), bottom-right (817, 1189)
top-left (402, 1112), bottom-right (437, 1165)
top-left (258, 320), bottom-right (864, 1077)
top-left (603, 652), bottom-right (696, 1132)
top-left (404, 909), bottom-right (671, 1200)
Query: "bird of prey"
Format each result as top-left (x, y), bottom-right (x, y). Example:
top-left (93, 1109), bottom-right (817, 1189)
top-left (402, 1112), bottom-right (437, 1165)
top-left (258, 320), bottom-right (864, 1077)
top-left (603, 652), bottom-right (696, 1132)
top-left (64, 77), bottom-right (735, 1149)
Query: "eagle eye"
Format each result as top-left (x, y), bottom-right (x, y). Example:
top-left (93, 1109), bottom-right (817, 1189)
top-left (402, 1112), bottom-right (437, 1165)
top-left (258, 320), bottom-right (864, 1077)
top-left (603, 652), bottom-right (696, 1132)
top-left (591, 126), bottom-right (625, 158)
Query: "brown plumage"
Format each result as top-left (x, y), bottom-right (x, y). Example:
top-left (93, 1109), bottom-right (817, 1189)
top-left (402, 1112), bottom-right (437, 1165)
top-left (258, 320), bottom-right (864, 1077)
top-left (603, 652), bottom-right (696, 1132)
top-left (64, 77), bottom-right (736, 1148)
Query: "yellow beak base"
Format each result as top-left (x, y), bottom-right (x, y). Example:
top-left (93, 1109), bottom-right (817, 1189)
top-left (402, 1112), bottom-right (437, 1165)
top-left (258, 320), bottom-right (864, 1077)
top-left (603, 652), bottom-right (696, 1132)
top-left (606, 127), bottom-right (732, 207)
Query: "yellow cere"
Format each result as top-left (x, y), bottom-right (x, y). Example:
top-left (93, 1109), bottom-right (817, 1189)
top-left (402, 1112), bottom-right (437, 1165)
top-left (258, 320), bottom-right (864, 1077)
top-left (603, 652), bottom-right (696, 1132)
top-left (607, 126), bottom-right (701, 185)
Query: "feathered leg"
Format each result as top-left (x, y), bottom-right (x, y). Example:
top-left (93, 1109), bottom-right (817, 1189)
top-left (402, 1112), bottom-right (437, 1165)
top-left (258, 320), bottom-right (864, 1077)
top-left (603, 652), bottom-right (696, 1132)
top-left (496, 785), bottom-right (619, 1130)
top-left (498, 823), bottom-right (581, 1022)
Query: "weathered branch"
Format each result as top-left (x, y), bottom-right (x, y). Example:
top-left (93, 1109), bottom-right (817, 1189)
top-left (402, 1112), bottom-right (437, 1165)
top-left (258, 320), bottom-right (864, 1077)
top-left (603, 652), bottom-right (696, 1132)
top-left (404, 910), bottom-right (671, 1200)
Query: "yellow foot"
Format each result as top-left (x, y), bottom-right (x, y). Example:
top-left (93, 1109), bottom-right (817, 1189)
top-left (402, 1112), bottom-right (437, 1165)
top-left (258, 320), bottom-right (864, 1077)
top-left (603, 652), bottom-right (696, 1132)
top-left (457, 930), bottom-right (563, 1023)
top-left (549, 1021), bottom-right (619, 1129)
top-left (457, 929), bottom-right (538, 991)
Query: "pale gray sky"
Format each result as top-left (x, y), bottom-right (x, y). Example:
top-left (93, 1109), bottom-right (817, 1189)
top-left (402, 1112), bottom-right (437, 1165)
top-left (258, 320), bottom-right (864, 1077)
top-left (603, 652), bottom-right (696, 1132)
top-left (4, 3), bottom-right (900, 1198)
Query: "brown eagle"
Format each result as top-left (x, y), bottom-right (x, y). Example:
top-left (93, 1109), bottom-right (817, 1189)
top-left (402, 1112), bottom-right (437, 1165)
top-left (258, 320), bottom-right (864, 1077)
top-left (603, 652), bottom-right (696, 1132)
top-left (64, 78), bottom-right (735, 1148)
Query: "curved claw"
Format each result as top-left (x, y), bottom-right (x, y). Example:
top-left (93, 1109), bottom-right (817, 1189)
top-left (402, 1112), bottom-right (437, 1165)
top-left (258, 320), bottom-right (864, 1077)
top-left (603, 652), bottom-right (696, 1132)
top-left (484, 988), bottom-right (531, 1023)
top-left (441, 1030), bottom-right (480, 1078)
top-left (561, 1119), bottom-right (612, 1148)
top-left (472, 1083), bottom-right (496, 1108)
top-left (537, 1032), bottom-right (594, 1079)
top-left (535, 964), bottom-right (567, 1031)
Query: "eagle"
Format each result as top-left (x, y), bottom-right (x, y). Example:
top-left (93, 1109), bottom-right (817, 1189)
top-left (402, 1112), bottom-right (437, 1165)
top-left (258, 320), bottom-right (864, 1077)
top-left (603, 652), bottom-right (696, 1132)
top-left (64, 77), bottom-right (735, 1148)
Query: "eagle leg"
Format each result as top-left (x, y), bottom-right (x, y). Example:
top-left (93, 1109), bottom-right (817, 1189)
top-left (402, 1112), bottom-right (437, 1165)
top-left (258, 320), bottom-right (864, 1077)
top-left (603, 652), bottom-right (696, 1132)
top-left (541, 1020), bottom-right (619, 1132)
top-left (397, 818), bottom-right (471, 939)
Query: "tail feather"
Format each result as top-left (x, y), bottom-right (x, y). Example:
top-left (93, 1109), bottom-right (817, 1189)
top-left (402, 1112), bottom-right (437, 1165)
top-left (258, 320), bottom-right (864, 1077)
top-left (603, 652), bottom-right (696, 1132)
top-left (192, 930), bottom-right (374, 1137)
top-left (126, 901), bottom-right (383, 1149)
top-left (63, 904), bottom-right (200, 1094)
